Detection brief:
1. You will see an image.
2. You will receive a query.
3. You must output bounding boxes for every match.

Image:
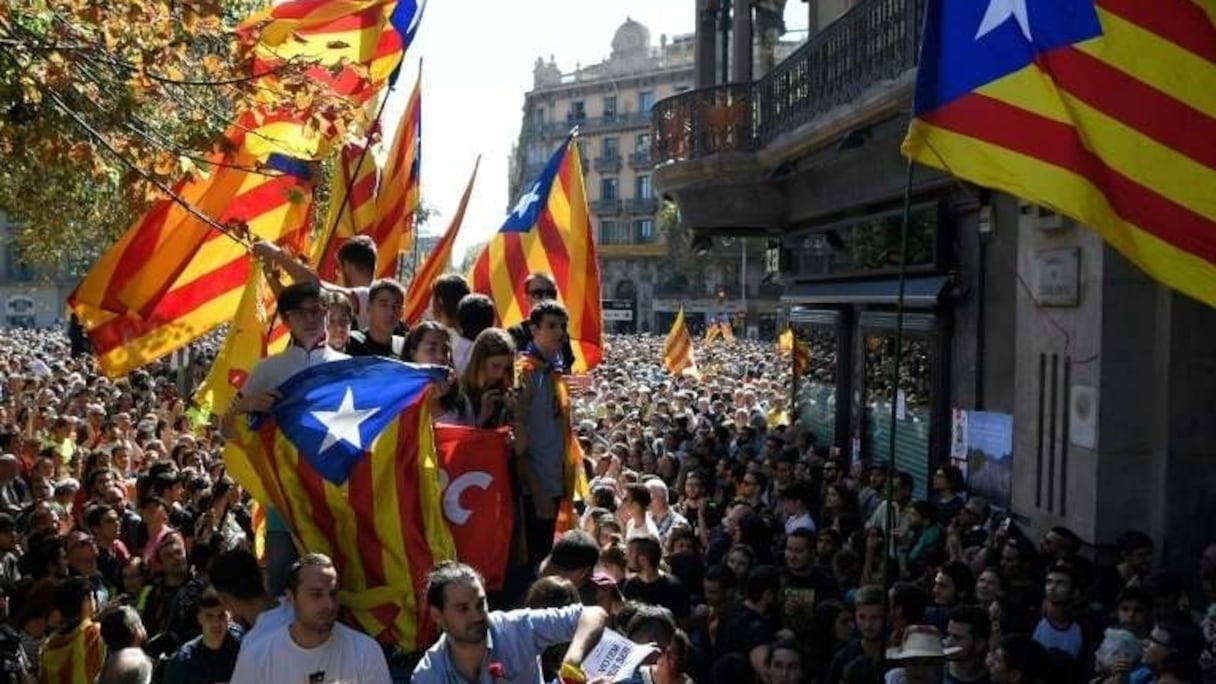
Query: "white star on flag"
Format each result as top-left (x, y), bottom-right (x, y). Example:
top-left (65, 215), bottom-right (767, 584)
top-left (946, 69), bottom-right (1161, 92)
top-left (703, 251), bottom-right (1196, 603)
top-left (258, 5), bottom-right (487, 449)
top-left (511, 183), bottom-right (542, 218)
top-left (976, 0), bottom-right (1032, 42)
top-left (310, 387), bottom-right (380, 454)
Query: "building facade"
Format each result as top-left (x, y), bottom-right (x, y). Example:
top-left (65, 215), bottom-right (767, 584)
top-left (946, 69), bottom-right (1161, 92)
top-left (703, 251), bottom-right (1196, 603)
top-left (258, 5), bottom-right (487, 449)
top-left (652, 0), bottom-right (1216, 565)
top-left (509, 19), bottom-right (796, 335)
top-left (0, 212), bottom-right (76, 329)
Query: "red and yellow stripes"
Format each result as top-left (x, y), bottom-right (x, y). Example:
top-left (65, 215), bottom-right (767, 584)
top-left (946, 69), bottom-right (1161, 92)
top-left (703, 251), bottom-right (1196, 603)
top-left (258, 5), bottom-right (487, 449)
top-left (369, 76), bottom-right (422, 279)
top-left (315, 140), bottom-right (381, 281)
top-left (403, 158), bottom-right (479, 325)
top-left (69, 160), bottom-right (313, 379)
top-left (237, 0), bottom-right (413, 160)
top-left (663, 308), bottom-right (697, 377)
top-left (469, 140), bottom-right (604, 372)
top-left (39, 619), bottom-right (105, 684)
top-left (193, 268), bottom-right (288, 417)
top-left (228, 397), bottom-right (455, 650)
top-left (904, 0), bottom-right (1216, 306)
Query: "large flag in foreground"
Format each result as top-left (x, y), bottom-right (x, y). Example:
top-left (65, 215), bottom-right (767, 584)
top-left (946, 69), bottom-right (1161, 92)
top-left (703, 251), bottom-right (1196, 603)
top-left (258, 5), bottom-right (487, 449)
top-left (662, 307), bottom-right (698, 377)
top-left (904, 0), bottom-right (1216, 307)
top-left (403, 157), bottom-right (479, 325)
top-left (469, 136), bottom-right (602, 372)
top-left (229, 357), bottom-right (455, 649)
top-left (68, 152), bottom-right (313, 378)
top-left (434, 425), bottom-right (513, 590)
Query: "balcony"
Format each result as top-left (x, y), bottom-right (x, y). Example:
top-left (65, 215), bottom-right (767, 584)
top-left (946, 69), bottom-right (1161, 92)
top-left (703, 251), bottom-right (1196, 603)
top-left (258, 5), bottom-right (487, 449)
top-left (652, 0), bottom-right (923, 165)
top-left (649, 0), bottom-right (925, 235)
top-left (593, 156), bottom-right (622, 174)
top-left (625, 197), bottom-right (658, 214)
top-left (628, 151), bottom-right (652, 170)
top-left (590, 199), bottom-right (621, 216)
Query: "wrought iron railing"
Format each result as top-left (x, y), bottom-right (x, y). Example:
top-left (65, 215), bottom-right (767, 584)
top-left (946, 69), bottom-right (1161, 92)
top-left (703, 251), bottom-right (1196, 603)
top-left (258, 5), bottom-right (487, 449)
top-left (628, 151), bottom-right (652, 169)
top-left (594, 156), bottom-right (622, 174)
top-left (589, 199), bottom-right (621, 215)
top-left (651, 0), bottom-right (924, 164)
top-left (626, 197), bottom-right (658, 214)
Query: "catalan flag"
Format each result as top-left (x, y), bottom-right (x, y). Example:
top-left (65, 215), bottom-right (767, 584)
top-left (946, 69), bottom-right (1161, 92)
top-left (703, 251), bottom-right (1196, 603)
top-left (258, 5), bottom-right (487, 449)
top-left (704, 323), bottom-right (721, 344)
top-left (663, 307), bottom-right (698, 377)
top-left (230, 357), bottom-right (455, 650)
top-left (237, 0), bottom-right (426, 160)
top-left (469, 136), bottom-right (603, 372)
top-left (403, 157), bottom-right (479, 325)
top-left (193, 268), bottom-right (289, 418)
top-left (904, 0), bottom-right (1216, 307)
top-left (39, 619), bottom-right (105, 684)
top-left (778, 328), bottom-right (794, 355)
top-left (368, 76), bottom-right (422, 279)
top-left (314, 140), bottom-right (381, 281)
top-left (68, 153), bottom-right (314, 378)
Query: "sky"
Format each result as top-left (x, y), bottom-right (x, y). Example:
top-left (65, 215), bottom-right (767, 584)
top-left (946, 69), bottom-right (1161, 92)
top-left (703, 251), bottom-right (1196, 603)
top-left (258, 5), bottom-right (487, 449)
top-left (382, 0), bottom-right (810, 266)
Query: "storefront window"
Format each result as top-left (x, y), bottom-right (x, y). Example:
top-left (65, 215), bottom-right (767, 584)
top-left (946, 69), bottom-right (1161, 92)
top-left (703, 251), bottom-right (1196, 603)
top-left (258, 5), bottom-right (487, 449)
top-left (863, 333), bottom-right (934, 497)
top-left (794, 325), bottom-right (838, 448)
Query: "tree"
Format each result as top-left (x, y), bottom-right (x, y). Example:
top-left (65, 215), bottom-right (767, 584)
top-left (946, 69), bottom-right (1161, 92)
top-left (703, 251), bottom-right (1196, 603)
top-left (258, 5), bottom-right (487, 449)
top-left (0, 0), bottom-right (365, 268)
top-left (655, 201), bottom-right (711, 296)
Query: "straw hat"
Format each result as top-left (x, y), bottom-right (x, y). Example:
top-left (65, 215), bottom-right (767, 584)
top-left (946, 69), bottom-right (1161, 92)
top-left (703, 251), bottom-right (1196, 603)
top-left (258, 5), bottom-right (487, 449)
top-left (886, 626), bottom-right (962, 660)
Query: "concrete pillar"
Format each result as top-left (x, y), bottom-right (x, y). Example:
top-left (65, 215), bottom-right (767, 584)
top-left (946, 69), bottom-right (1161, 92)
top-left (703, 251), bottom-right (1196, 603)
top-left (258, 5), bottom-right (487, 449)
top-left (732, 0), bottom-right (753, 83)
top-left (695, 0), bottom-right (720, 89)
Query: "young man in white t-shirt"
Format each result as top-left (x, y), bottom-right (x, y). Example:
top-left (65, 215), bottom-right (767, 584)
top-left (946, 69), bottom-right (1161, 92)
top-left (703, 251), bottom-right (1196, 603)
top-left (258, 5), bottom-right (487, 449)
top-left (230, 553), bottom-right (390, 684)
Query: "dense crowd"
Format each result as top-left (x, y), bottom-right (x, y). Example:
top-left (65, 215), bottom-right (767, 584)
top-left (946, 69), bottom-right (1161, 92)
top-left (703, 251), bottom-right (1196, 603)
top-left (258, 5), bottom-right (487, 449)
top-left (0, 273), bottom-right (1212, 684)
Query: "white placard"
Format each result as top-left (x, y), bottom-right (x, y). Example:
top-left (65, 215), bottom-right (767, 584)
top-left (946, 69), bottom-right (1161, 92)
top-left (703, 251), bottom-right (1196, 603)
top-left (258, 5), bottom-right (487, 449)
top-left (582, 629), bottom-right (660, 683)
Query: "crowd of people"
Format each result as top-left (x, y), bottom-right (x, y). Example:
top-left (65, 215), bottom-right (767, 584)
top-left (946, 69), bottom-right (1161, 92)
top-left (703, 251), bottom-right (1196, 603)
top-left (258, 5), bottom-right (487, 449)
top-left (0, 243), bottom-right (1212, 683)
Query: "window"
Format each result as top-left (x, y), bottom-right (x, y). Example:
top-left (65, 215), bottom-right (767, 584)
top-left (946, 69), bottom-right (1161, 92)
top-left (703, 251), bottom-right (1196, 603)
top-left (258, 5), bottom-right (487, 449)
top-left (4, 243), bottom-right (32, 281)
top-left (634, 219), bottom-right (655, 243)
top-left (635, 133), bottom-right (651, 153)
top-left (635, 175), bottom-right (652, 199)
top-left (600, 177), bottom-right (618, 201)
top-left (638, 90), bottom-right (654, 113)
top-left (576, 140), bottom-right (589, 162)
top-left (602, 95), bottom-right (617, 120)
top-left (599, 220), bottom-right (631, 244)
top-left (569, 101), bottom-right (586, 122)
top-left (601, 137), bottom-right (619, 160)
top-left (533, 106), bottom-right (546, 125)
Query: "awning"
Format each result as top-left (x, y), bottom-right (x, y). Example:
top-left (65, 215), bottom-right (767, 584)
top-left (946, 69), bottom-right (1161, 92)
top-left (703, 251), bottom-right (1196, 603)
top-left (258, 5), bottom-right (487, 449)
top-left (781, 275), bottom-right (951, 307)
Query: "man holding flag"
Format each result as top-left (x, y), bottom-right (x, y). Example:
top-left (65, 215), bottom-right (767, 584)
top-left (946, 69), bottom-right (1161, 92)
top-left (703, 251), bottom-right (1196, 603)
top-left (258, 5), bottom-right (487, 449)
top-left (220, 280), bottom-right (347, 595)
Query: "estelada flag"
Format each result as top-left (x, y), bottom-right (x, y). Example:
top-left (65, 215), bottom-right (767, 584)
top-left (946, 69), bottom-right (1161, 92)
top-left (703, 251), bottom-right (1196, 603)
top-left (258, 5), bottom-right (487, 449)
top-left (469, 135), bottom-right (603, 372)
top-left (905, 0), bottom-right (1216, 307)
top-left (230, 357), bottom-right (455, 650)
top-left (434, 425), bottom-right (513, 590)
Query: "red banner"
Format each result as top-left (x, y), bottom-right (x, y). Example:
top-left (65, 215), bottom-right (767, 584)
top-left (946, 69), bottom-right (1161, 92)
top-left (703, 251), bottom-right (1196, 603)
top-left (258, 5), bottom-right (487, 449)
top-left (434, 425), bottom-right (514, 589)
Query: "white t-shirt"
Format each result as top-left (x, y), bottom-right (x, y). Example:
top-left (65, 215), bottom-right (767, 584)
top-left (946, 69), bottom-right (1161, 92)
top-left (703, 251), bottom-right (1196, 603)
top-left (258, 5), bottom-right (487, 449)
top-left (347, 286), bottom-right (372, 331)
top-left (243, 599), bottom-right (293, 647)
top-left (230, 621), bottom-right (391, 684)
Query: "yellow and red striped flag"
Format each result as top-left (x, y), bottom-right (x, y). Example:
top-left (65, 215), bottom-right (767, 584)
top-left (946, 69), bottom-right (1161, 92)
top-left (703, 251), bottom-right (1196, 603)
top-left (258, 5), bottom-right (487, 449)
top-left (662, 307), bottom-right (698, 377)
top-left (469, 135), bottom-right (603, 372)
top-left (314, 139), bottom-right (381, 281)
top-left (237, 0), bottom-right (426, 160)
top-left (193, 268), bottom-right (289, 418)
top-left (904, 0), bottom-right (1216, 307)
top-left (39, 619), bottom-right (105, 684)
top-left (403, 157), bottom-right (479, 325)
top-left (778, 328), bottom-right (794, 354)
top-left (368, 76), bottom-right (422, 278)
top-left (68, 153), bottom-right (314, 378)
top-left (230, 358), bottom-right (455, 650)
top-left (704, 323), bottom-right (721, 344)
